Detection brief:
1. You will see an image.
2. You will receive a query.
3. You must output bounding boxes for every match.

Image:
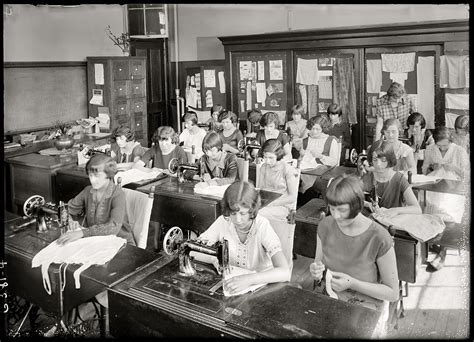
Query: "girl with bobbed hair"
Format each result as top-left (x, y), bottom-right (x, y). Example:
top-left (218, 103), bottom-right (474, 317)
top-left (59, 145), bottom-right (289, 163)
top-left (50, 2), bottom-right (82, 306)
top-left (57, 153), bottom-right (135, 246)
top-left (285, 104), bottom-right (308, 158)
top-left (326, 103), bottom-right (352, 163)
top-left (310, 174), bottom-right (399, 326)
top-left (404, 112), bottom-right (434, 174)
top-left (451, 114), bottom-right (469, 152)
top-left (179, 111), bottom-right (207, 160)
top-left (110, 125), bottom-right (146, 167)
top-left (133, 126), bottom-right (187, 173)
top-left (206, 104), bottom-right (225, 132)
top-left (191, 181), bottom-right (290, 295)
top-left (218, 110), bottom-right (244, 154)
top-left (256, 111), bottom-right (292, 159)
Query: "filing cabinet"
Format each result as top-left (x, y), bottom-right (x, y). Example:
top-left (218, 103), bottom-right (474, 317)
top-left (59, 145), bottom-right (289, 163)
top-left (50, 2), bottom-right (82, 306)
top-left (87, 56), bottom-right (148, 146)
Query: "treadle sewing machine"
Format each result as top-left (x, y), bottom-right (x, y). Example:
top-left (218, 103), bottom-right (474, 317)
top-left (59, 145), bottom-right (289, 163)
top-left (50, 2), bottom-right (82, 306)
top-left (168, 157), bottom-right (204, 183)
top-left (237, 136), bottom-right (261, 161)
top-left (20, 195), bottom-right (69, 233)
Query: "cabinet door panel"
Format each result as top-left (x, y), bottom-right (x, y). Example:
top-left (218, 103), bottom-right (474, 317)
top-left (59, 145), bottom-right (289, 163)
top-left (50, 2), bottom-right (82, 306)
top-left (113, 60), bottom-right (130, 80)
top-left (114, 81), bottom-right (130, 99)
top-left (117, 114), bottom-right (130, 126)
top-left (133, 113), bottom-right (144, 133)
top-left (131, 60), bottom-right (146, 79)
top-left (114, 101), bottom-right (129, 115)
top-left (131, 99), bottom-right (146, 114)
top-left (131, 79), bottom-right (146, 97)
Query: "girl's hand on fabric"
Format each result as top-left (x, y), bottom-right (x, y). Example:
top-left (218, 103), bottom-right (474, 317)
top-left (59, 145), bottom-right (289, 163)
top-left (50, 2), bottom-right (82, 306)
top-left (223, 274), bottom-right (252, 295)
top-left (194, 181), bottom-right (209, 190)
top-left (206, 179), bottom-right (218, 186)
top-left (222, 144), bottom-right (232, 153)
top-left (330, 271), bottom-right (353, 292)
top-left (57, 229), bottom-right (84, 246)
top-left (310, 261), bottom-right (325, 281)
top-left (376, 207), bottom-right (398, 219)
top-left (201, 173), bottom-right (212, 182)
top-left (310, 150), bottom-right (323, 159)
top-left (431, 163), bottom-right (442, 170)
top-left (68, 218), bottom-right (82, 231)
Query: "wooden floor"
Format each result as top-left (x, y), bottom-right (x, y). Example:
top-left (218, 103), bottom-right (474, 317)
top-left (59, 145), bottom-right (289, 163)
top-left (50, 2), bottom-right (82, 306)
top-left (149, 227), bottom-right (470, 339)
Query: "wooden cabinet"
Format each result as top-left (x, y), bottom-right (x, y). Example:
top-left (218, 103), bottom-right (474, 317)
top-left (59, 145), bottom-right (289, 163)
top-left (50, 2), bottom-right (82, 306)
top-left (127, 4), bottom-right (168, 38)
top-left (87, 56), bottom-right (148, 146)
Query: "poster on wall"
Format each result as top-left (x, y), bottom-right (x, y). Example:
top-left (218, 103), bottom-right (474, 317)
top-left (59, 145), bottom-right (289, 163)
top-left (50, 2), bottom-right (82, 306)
top-left (240, 61), bottom-right (252, 80)
top-left (269, 60), bottom-right (283, 80)
top-left (258, 61), bottom-right (265, 81)
top-left (203, 69), bottom-right (216, 88)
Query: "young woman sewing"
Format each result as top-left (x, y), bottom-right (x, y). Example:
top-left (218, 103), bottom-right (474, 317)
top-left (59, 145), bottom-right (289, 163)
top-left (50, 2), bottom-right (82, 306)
top-left (450, 115), bottom-right (469, 153)
top-left (179, 111), bottom-right (207, 160)
top-left (256, 111), bottom-right (292, 160)
top-left (285, 104), bottom-right (308, 158)
top-left (404, 112), bottom-right (434, 174)
top-left (206, 104), bottom-right (225, 132)
top-left (362, 140), bottom-right (421, 218)
top-left (310, 174), bottom-right (399, 332)
top-left (218, 110), bottom-right (244, 154)
top-left (326, 103), bottom-right (352, 163)
top-left (57, 153), bottom-right (134, 246)
top-left (110, 125), bottom-right (146, 169)
top-left (192, 181), bottom-right (290, 295)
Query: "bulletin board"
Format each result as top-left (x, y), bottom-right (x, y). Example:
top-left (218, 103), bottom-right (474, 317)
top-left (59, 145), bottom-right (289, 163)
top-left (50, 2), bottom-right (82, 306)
top-left (233, 52), bottom-right (288, 125)
top-left (185, 66), bottom-right (226, 111)
top-left (4, 64), bottom-right (88, 134)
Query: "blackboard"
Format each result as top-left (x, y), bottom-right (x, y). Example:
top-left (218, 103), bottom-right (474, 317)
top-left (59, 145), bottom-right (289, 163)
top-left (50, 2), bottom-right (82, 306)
top-left (4, 63), bottom-right (88, 134)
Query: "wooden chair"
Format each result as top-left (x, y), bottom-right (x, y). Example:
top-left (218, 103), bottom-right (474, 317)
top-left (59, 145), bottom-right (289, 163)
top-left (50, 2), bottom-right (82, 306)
top-left (236, 157), bottom-right (249, 182)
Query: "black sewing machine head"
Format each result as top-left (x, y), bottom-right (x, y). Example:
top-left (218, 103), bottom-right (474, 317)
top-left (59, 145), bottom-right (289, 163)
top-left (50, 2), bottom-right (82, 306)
top-left (349, 148), bottom-right (370, 175)
top-left (162, 227), bottom-right (229, 277)
top-left (168, 158), bottom-right (203, 183)
top-left (23, 195), bottom-right (69, 233)
top-left (237, 136), bottom-right (261, 160)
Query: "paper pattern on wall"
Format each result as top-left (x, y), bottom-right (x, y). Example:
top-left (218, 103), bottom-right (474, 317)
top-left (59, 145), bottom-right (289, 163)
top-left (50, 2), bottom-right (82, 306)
top-left (256, 82), bottom-right (267, 104)
top-left (381, 52), bottom-right (415, 73)
top-left (195, 73), bottom-right (201, 90)
top-left (416, 56), bottom-right (435, 129)
top-left (251, 62), bottom-right (257, 90)
top-left (186, 87), bottom-right (198, 108)
top-left (240, 100), bottom-right (245, 113)
top-left (246, 81), bottom-right (252, 110)
top-left (266, 84), bottom-right (274, 96)
top-left (205, 90), bottom-right (213, 108)
top-left (445, 112), bottom-right (459, 129)
top-left (240, 61), bottom-right (252, 80)
top-left (190, 76), bottom-right (195, 86)
top-left (94, 64), bottom-right (104, 85)
top-left (269, 60), bottom-right (283, 80)
top-left (258, 61), bottom-right (265, 81)
top-left (296, 58), bottom-right (319, 85)
top-left (445, 93), bottom-right (469, 110)
top-left (218, 72), bottom-right (225, 93)
top-left (389, 72), bottom-right (408, 87)
top-left (298, 85), bottom-right (308, 114)
top-left (89, 89), bottom-right (103, 106)
top-left (366, 59), bottom-right (382, 93)
top-left (203, 69), bottom-right (216, 88)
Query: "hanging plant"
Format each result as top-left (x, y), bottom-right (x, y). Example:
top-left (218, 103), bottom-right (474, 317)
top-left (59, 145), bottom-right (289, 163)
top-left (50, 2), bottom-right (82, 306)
top-left (105, 25), bottom-right (130, 54)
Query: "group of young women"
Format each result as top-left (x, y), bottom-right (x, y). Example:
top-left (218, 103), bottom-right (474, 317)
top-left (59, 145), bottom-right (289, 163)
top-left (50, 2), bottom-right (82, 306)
top-left (57, 99), bottom-right (469, 334)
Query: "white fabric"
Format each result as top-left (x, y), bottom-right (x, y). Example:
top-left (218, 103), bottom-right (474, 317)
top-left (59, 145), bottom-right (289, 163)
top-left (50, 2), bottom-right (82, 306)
top-left (440, 55), bottom-right (469, 89)
top-left (197, 214), bottom-right (282, 272)
top-left (381, 52), bottom-right (415, 73)
top-left (417, 56), bottom-right (435, 129)
top-left (223, 265), bottom-right (267, 297)
top-left (305, 135), bottom-right (339, 167)
top-left (445, 112), bottom-right (459, 129)
top-left (445, 93), bottom-right (469, 110)
top-left (179, 127), bottom-right (207, 159)
top-left (296, 58), bottom-right (319, 85)
top-left (114, 169), bottom-right (161, 186)
top-left (32, 236), bottom-right (126, 295)
top-left (194, 183), bottom-right (230, 199)
top-left (366, 60), bottom-right (383, 93)
top-left (122, 188), bottom-right (154, 249)
top-left (372, 213), bottom-right (445, 243)
top-left (389, 72), bottom-right (408, 87)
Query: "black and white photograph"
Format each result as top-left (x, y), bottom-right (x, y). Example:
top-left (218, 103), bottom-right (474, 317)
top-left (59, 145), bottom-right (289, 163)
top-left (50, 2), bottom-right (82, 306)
top-left (2, 4), bottom-right (470, 339)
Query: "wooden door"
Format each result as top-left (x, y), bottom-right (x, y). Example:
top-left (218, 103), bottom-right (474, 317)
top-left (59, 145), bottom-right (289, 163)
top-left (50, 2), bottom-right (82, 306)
top-left (130, 38), bottom-right (170, 146)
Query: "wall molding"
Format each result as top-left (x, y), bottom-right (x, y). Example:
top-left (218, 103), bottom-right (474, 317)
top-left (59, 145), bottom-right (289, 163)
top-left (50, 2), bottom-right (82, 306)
top-left (4, 61), bottom-right (87, 68)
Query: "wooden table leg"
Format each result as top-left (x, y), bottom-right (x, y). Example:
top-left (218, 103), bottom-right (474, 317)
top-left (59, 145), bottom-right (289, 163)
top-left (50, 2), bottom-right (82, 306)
top-left (99, 305), bottom-right (109, 337)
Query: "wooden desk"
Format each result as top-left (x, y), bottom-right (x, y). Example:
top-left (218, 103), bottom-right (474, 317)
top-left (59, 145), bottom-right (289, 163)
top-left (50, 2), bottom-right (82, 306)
top-left (136, 177), bottom-right (281, 235)
top-left (109, 256), bottom-right (381, 338)
top-left (4, 213), bottom-right (157, 331)
top-left (411, 178), bottom-right (466, 209)
top-left (54, 165), bottom-right (167, 203)
top-left (6, 153), bottom-right (78, 213)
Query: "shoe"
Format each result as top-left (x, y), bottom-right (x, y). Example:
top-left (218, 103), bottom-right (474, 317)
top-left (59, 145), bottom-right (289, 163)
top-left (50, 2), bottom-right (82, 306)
top-left (426, 254), bottom-right (445, 272)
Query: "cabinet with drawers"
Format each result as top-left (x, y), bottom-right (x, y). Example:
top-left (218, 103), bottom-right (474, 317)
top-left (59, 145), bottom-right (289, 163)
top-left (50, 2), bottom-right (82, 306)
top-left (87, 56), bottom-right (148, 145)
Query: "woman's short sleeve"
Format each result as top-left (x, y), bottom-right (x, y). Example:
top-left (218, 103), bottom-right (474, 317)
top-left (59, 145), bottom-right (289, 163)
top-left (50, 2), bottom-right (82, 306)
top-left (398, 172), bottom-right (410, 193)
top-left (260, 218), bottom-right (283, 257)
top-left (373, 223), bottom-right (394, 259)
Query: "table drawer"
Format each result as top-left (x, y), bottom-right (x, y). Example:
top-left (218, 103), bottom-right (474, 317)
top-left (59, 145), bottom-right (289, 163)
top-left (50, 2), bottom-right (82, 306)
top-left (131, 79), bottom-right (146, 97)
top-left (130, 59), bottom-right (146, 79)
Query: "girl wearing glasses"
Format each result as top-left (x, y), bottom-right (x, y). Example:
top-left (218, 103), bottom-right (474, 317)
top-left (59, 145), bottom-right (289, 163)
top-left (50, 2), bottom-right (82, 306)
top-left (192, 181), bottom-right (290, 295)
top-left (133, 126), bottom-right (187, 174)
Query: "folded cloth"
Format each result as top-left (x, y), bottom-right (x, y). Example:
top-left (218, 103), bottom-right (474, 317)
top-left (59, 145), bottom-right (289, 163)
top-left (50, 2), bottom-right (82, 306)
top-left (372, 213), bottom-right (445, 243)
top-left (32, 235), bottom-right (126, 295)
top-left (114, 169), bottom-right (162, 186)
top-left (194, 183), bottom-right (230, 199)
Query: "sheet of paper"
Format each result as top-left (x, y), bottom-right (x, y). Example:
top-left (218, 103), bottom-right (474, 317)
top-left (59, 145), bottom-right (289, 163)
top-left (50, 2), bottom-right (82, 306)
top-left (218, 71), bottom-right (225, 93)
top-left (381, 52), bottom-right (415, 73)
top-left (195, 73), bottom-right (201, 90)
top-left (269, 60), bottom-right (283, 80)
top-left (205, 89), bottom-right (213, 108)
top-left (223, 265), bottom-right (267, 297)
top-left (445, 112), bottom-right (459, 129)
top-left (389, 72), bottom-right (408, 87)
top-left (89, 89), bottom-right (103, 106)
top-left (97, 113), bottom-right (110, 130)
top-left (203, 69), bottom-right (216, 88)
top-left (251, 62), bottom-right (257, 89)
top-left (114, 169), bottom-right (162, 186)
top-left (246, 81), bottom-right (252, 110)
top-left (257, 61), bottom-right (265, 80)
top-left (240, 61), bottom-right (252, 80)
top-left (256, 82), bottom-right (267, 104)
top-left (94, 64), bottom-right (104, 85)
top-left (240, 100), bottom-right (245, 113)
top-left (159, 11), bottom-right (165, 24)
top-left (194, 183), bottom-right (230, 199)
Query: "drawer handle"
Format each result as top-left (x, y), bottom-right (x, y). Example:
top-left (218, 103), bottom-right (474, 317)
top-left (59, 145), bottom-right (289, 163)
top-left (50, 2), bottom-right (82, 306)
top-left (136, 86), bottom-right (139, 89)
top-left (119, 88), bottom-right (122, 91)
top-left (136, 105), bottom-right (140, 108)
top-left (119, 68), bottom-right (122, 71)
top-left (137, 123), bottom-right (140, 126)
top-left (121, 107), bottom-right (124, 110)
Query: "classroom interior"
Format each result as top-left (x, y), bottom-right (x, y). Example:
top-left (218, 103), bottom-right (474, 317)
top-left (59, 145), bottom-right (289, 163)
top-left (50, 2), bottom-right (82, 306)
top-left (3, 4), bottom-right (470, 339)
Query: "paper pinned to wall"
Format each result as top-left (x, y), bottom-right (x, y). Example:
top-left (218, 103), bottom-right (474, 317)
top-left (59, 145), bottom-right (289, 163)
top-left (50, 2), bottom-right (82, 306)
top-left (205, 89), bottom-right (213, 108)
top-left (381, 52), bottom-right (415, 73)
top-left (240, 61), bottom-right (252, 80)
top-left (186, 87), bottom-right (198, 108)
top-left (416, 56), bottom-right (435, 129)
top-left (246, 81), bottom-right (252, 110)
top-left (366, 59), bottom-right (382, 93)
top-left (251, 62), bottom-right (257, 90)
top-left (256, 82), bottom-right (267, 104)
top-left (269, 60), bottom-right (283, 80)
top-left (203, 69), bottom-right (216, 88)
top-left (97, 113), bottom-right (110, 130)
top-left (389, 72), bottom-right (408, 87)
top-left (195, 73), bottom-right (201, 90)
top-left (445, 93), bottom-right (469, 110)
top-left (89, 89), bottom-right (103, 106)
top-left (258, 61), bottom-right (265, 81)
top-left (94, 64), bottom-right (104, 85)
top-left (296, 58), bottom-right (319, 85)
top-left (218, 71), bottom-right (225, 93)
top-left (159, 11), bottom-right (165, 24)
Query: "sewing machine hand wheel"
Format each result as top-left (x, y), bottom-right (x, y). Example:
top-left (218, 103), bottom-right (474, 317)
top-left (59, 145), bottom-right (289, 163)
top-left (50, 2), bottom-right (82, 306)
top-left (163, 226), bottom-right (184, 255)
top-left (23, 195), bottom-right (45, 217)
top-left (237, 139), bottom-right (245, 152)
top-left (349, 148), bottom-right (359, 164)
top-left (168, 158), bottom-right (179, 175)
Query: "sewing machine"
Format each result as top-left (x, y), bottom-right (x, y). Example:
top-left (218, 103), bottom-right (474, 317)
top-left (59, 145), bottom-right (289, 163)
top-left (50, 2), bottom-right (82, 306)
top-left (237, 136), bottom-right (261, 160)
top-left (168, 157), bottom-right (204, 183)
top-left (77, 144), bottom-right (111, 165)
top-left (348, 148), bottom-right (370, 175)
top-left (22, 195), bottom-right (69, 233)
top-left (162, 226), bottom-right (229, 277)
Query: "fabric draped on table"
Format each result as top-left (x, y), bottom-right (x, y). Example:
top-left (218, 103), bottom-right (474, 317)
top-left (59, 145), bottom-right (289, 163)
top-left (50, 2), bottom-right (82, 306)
top-left (333, 58), bottom-right (358, 124)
